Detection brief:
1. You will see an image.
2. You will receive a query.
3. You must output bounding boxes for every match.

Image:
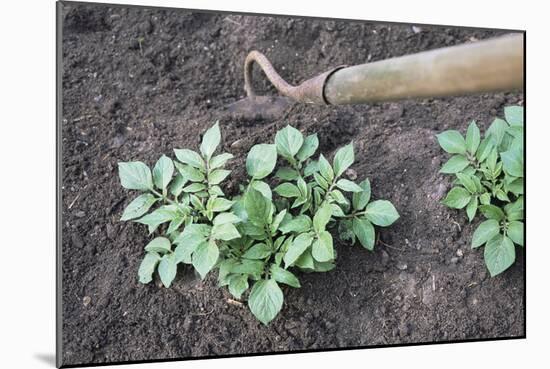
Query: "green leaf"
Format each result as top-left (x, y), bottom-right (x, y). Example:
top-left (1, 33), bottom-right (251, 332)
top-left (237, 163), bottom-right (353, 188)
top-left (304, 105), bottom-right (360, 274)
top-left (144, 237), bottom-right (172, 254)
top-left (246, 144), bottom-right (277, 179)
top-left (136, 205), bottom-right (179, 233)
top-left (330, 190), bottom-right (349, 207)
top-left (152, 155), bottom-right (174, 190)
top-left (486, 118), bottom-right (508, 148)
top-left (331, 203), bottom-right (345, 217)
top-left (312, 231), bottom-right (334, 262)
top-left (476, 137), bottom-right (495, 163)
top-left (333, 143), bottom-right (354, 177)
top-left (505, 197), bottom-right (524, 221)
top-left (121, 194), bottom-right (157, 221)
top-left (209, 152), bottom-right (233, 169)
top-left (501, 148), bottom-right (523, 178)
top-left (217, 259), bottom-right (238, 286)
top-left (436, 130), bottom-right (466, 155)
top-left (250, 180), bottom-right (272, 200)
top-left (270, 209), bottom-right (287, 234)
top-left (176, 162), bottom-right (205, 182)
top-left (352, 217), bottom-right (375, 250)
top-left (441, 187), bottom-right (471, 209)
top-left (213, 212), bottom-right (241, 225)
top-left (504, 106), bottom-right (523, 127)
top-left (211, 198), bottom-right (234, 212)
top-left (208, 169), bottom-right (231, 185)
top-left (479, 192), bottom-right (491, 206)
top-left (167, 215), bottom-right (185, 235)
top-left (279, 215), bottom-right (312, 234)
top-left (138, 252), bottom-right (161, 284)
top-left (294, 249), bottom-right (315, 270)
top-left (352, 179), bottom-right (371, 211)
top-left (275, 125), bottom-right (304, 160)
top-left (365, 200), bottom-right (400, 226)
top-left (245, 188), bottom-right (272, 226)
top-left (228, 275), bottom-right (249, 299)
top-left (303, 160), bottom-right (318, 177)
top-left (313, 203), bottom-right (333, 233)
top-left (465, 196), bottom-right (478, 222)
top-left (479, 204), bottom-right (505, 220)
top-left (242, 243), bottom-right (272, 259)
top-left (318, 154), bottom-right (334, 182)
top-left (506, 178), bottom-right (524, 196)
top-left (211, 222), bottom-right (240, 241)
top-left (456, 173), bottom-right (477, 194)
top-left (192, 241), bottom-right (219, 279)
top-left (275, 167), bottom-right (300, 181)
top-left (312, 173), bottom-right (328, 191)
top-left (200, 122), bottom-right (221, 160)
top-left (465, 121), bottom-right (481, 155)
top-left (507, 221), bottom-right (524, 246)
top-left (118, 161), bottom-right (153, 190)
top-left (440, 155), bottom-right (470, 174)
top-left (158, 254), bottom-right (177, 288)
top-left (270, 264), bottom-right (300, 288)
top-left (231, 260), bottom-right (264, 275)
top-left (248, 279), bottom-right (283, 325)
top-left (274, 183), bottom-right (301, 198)
top-left (169, 174), bottom-right (187, 197)
top-left (484, 235), bottom-right (515, 277)
top-left (336, 179), bottom-right (363, 192)
top-left (284, 233), bottom-right (313, 268)
top-left (174, 149), bottom-right (205, 169)
top-left (173, 224), bottom-right (210, 263)
top-left (296, 133), bottom-right (319, 162)
top-left (472, 219), bottom-right (500, 248)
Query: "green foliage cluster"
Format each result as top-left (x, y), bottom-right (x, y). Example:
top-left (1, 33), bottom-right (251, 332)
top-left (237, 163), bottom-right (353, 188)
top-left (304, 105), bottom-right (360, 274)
top-left (437, 106), bottom-right (524, 276)
top-left (119, 123), bottom-right (399, 324)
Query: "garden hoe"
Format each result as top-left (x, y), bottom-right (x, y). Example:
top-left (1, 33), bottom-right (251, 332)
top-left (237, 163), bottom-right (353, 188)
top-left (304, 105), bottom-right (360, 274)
top-left (227, 33), bottom-right (523, 120)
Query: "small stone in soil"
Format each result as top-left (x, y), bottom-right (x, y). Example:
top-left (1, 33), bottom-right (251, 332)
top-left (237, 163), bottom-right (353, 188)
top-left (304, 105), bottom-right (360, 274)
top-left (450, 257), bottom-right (459, 264)
top-left (345, 168), bottom-right (357, 180)
top-left (396, 262), bottom-right (408, 270)
top-left (75, 210), bottom-right (86, 218)
top-left (82, 296), bottom-right (91, 307)
top-left (456, 249), bottom-right (464, 257)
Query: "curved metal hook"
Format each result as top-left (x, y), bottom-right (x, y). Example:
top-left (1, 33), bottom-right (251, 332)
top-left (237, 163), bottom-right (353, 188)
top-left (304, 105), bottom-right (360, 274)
top-left (243, 50), bottom-right (346, 105)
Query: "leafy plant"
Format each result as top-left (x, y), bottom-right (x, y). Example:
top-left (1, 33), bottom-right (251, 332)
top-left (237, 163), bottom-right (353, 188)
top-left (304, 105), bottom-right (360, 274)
top-left (437, 106), bottom-right (524, 276)
top-left (119, 123), bottom-right (399, 324)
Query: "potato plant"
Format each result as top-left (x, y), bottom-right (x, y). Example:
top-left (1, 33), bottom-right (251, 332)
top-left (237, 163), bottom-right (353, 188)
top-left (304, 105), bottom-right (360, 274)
top-left (118, 123), bottom-right (399, 324)
top-left (437, 106), bottom-right (524, 276)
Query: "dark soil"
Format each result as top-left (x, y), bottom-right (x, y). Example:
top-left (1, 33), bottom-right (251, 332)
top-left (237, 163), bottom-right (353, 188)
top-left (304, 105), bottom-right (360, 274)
top-left (60, 2), bottom-right (525, 366)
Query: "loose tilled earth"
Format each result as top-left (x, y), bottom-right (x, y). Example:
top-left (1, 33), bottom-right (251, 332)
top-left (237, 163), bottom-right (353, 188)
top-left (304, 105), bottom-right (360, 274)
top-left (60, 2), bottom-right (525, 366)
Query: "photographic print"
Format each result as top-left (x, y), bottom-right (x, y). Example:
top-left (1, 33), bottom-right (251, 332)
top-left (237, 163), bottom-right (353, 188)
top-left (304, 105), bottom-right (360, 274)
top-left (57, 1), bottom-right (525, 366)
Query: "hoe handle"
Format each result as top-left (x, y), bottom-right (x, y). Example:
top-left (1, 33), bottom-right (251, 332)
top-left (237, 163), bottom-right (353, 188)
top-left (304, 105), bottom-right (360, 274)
top-left (243, 33), bottom-right (523, 105)
top-left (325, 33), bottom-right (524, 104)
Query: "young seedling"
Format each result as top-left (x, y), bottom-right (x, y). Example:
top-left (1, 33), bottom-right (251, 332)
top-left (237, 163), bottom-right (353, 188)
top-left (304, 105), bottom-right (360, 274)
top-left (119, 123), bottom-right (400, 324)
top-left (437, 106), bottom-right (524, 276)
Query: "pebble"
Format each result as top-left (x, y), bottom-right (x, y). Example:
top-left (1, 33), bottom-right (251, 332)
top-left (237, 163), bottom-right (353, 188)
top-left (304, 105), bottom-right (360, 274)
top-left (345, 168), bottom-right (357, 180)
top-left (75, 210), bottom-right (86, 218)
top-left (412, 26), bottom-right (422, 34)
top-left (450, 257), bottom-right (459, 264)
top-left (456, 249), bottom-right (464, 257)
top-left (396, 262), bottom-right (408, 271)
top-left (82, 296), bottom-right (91, 307)
top-left (231, 138), bottom-right (246, 149)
